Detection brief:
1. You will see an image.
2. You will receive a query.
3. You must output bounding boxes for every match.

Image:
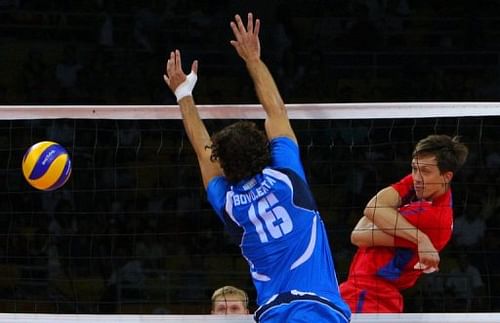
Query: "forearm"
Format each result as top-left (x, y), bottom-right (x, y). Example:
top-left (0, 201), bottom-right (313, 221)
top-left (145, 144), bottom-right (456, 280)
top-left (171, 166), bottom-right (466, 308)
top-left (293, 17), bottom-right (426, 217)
top-left (246, 59), bottom-right (295, 140)
top-left (245, 59), bottom-right (286, 117)
top-left (351, 216), bottom-right (396, 248)
top-left (365, 205), bottom-right (430, 245)
top-left (229, 13), bottom-right (294, 140)
top-left (364, 188), bottom-right (430, 245)
top-left (178, 96), bottom-right (211, 157)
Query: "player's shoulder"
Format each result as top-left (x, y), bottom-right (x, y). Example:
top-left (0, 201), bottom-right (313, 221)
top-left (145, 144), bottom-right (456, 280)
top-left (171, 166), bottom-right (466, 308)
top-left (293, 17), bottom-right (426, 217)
top-left (271, 136), bottom-right (297, 147)
top-left (428, 189), bottom-right (453, 210)
top-left (207, 175), bottom-right (228, 190)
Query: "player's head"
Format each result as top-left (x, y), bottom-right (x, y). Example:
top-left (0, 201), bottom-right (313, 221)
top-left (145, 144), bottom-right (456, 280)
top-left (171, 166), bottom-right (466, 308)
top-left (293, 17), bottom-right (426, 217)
top-left (411, 134), bottom-right (468, 200)
top-left (211, 285), bottom-right (249, 315)
top-left (209, 121), bottom-right (271, 183)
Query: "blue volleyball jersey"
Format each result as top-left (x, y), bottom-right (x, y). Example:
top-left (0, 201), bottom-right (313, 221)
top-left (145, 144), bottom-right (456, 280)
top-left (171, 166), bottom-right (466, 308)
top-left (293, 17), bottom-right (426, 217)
top-left (207, 136), bottom-right (350, 319)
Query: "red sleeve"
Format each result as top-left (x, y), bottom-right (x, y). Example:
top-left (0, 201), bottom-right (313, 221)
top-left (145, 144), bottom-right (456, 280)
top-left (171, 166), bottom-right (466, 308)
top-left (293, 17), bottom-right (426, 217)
top-left (391, 174), bottom-right (416, 248)
top-left (393, 201), bottom-right (453, 250)
top-left (394, 238), bottom-right (416, 248)
top-left (391, 174), bottom-right (413, 199)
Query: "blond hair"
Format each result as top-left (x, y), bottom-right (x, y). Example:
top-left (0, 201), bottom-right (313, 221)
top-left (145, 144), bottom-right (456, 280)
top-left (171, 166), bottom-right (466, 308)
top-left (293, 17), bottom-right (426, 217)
top-left (211, 285), bottom-right (248, 309)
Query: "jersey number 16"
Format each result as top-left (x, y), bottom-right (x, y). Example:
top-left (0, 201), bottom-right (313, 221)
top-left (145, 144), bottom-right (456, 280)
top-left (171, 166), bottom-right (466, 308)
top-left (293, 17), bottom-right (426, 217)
top-left (248, 193), bottom-right (293, 243)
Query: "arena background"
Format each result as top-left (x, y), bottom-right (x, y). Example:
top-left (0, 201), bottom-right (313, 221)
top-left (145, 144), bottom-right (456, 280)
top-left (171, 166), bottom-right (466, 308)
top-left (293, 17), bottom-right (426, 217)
top-left (0, 0), bottom-right (499, 316)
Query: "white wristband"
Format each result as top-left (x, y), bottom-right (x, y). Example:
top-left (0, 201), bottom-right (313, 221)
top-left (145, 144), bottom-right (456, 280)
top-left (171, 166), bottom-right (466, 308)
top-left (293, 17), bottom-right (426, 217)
top-left (174, 71), bottom-right (198, 102)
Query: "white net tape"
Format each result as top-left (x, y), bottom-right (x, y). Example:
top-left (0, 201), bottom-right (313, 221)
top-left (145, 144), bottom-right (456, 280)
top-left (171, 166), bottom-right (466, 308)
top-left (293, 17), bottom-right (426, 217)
top-left (0, 313), bottom-right (497, 322)
top-left (2, 102), bottom-right (500, 120)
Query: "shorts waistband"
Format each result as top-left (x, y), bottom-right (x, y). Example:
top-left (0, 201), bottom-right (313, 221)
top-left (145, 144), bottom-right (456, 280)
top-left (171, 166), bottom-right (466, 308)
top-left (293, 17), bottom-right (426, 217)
top-left (254, 290), bottom-right (350, 322)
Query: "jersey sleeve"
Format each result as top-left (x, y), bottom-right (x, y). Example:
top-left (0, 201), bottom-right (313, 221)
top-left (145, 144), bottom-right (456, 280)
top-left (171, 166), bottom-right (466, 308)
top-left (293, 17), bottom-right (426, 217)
top-left (206, 176), bottom-right (230, 224)
top-left (270, 137), bottom-right (306, 181)
top-left (391, 174), bottom-right (414, 199)
top-left (393, 202), bottom-right (452, 250)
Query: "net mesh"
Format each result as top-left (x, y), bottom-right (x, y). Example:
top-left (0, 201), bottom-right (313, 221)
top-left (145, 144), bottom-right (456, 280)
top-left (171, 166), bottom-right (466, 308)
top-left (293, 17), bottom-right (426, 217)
top-left (0, 104), bottom-right (498, 315)
top-left (0, 313), bottom-right (499, 323)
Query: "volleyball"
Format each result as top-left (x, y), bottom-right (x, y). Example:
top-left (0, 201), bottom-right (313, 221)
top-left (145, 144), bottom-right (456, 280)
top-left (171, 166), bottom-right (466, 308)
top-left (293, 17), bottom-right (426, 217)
top-left (22, 141), bottom-right (72, 191)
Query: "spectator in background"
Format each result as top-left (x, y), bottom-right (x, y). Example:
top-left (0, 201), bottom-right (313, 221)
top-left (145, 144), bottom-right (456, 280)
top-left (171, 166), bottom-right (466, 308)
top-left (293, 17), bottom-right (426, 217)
top-left (298, 49), bottom-right (329, 101)
top-left (0, 83), bottom-right (6, 102)
top-left (98, 4), bottom-right (114, 48)
top-left (0, 0), bottom-right (20, 9)
top-left (452, 203), bottom-right (486, 251)
top-left (340, 1), bottom-right (382, 50)
top-left (418, 269), bottom-right (447, 312)
top-left (275, 49), bottom-right (304, 101)
top-left (211, 285), bottom-right (250, 315)
top-left (55, 45), bottom-right (83, 102)
top-left (263, 2), bottom-right (293, 65)
top-left (106, 247), bottom-right (145, 302)
top-left (133, 3), bottom-right (162, 52)
top-left (446, 253), bottom-right (484, 311)
top-left (21, 48), bottom-right (50, 103)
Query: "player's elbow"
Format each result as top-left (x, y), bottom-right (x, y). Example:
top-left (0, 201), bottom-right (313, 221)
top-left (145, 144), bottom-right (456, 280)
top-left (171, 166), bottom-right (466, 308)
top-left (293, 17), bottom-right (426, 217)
top-left (351, 230), bottom-right (371, 248)
top-left (363, 204), bottom-right (376, 221)
top-left (350, 232), bottom-right (362, 247)
top-left (363, 194), bottom-right (381, 221)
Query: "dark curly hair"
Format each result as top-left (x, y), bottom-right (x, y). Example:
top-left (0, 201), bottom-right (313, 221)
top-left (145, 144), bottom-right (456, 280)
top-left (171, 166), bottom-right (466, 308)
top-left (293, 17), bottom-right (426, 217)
top-left (208, 121), bottom-right (271, 184)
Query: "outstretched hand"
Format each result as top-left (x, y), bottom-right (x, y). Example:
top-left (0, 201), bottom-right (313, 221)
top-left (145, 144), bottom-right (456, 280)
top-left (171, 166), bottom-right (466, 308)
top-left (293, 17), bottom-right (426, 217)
top-left (163, 49), bottom-right (198, 101)
top-left (230, 13), bottom-right (261, 63)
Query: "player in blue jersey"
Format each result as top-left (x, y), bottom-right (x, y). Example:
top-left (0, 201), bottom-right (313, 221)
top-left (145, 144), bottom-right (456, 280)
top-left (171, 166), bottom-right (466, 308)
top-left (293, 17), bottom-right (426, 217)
top-left (163, 12), bottom-right (351, 323)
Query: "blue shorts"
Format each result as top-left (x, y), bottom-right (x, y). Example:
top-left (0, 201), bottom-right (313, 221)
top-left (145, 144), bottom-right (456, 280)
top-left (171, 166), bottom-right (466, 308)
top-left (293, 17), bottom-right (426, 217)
top-left (255, 291), bottom-right (351, 323)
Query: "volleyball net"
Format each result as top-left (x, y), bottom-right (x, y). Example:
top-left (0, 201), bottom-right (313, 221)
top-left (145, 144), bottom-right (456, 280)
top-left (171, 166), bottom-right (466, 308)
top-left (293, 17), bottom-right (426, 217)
top-left (0, 103), bottom-right (498, 320)
top-left (0, 312), bottom-right (497, 323)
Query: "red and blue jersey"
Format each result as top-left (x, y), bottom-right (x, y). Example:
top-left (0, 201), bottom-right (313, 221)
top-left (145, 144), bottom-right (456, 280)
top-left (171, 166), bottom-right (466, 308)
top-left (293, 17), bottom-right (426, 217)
top-left (340, 174), bottom-right (453, 312)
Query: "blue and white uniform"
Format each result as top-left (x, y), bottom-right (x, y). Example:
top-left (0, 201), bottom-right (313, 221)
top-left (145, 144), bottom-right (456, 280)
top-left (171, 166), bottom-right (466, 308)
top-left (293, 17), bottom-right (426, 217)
top-left (208, 137), bottom-right (351, 322)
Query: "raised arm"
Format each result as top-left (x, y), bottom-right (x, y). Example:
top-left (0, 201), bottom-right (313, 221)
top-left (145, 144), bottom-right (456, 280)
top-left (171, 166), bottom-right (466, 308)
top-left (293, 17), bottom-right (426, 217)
top-left (230, 13), bottom-right (296, 142)
top-left (163, 50), bottom-right (223, 189)
top-left (364, 186), bottom-right (440, 270)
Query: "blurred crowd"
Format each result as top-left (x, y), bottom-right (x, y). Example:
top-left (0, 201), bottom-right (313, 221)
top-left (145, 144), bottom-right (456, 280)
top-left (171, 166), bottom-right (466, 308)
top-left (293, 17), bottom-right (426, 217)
top-left (0, 0), bottom-right (500, 315)
top-left (2, 0), bottom-right (500, 105)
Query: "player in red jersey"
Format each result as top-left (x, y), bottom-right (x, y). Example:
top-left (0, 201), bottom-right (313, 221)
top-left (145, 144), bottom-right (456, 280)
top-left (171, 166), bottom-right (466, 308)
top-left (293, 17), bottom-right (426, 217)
top-left (340, 134), bottom-right (469, 313)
